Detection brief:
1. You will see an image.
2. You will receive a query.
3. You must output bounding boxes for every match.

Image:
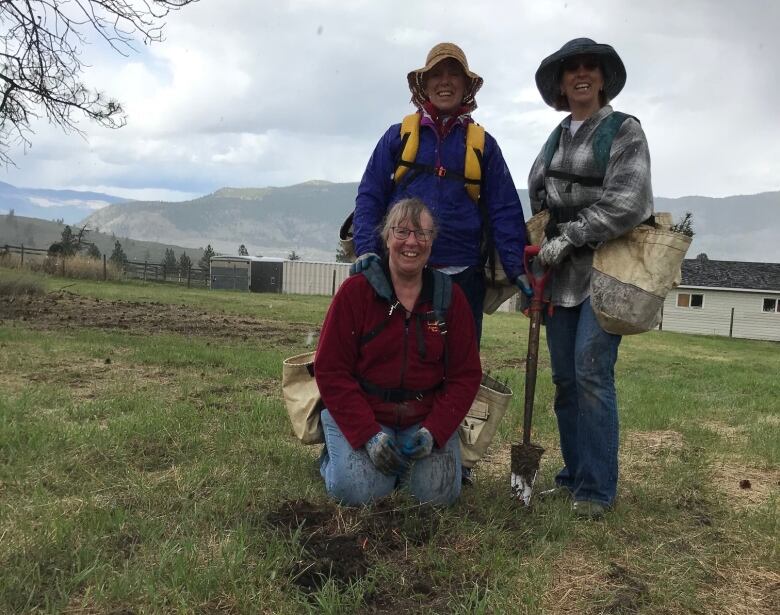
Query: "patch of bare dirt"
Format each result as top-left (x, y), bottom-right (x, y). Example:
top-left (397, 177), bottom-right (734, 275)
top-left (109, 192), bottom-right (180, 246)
top-left (0, 290), bottom-right (316, 344)
top-left (265, 498), bottom-right (448, 608)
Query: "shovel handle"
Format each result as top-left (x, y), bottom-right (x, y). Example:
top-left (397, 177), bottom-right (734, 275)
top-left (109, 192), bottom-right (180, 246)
top-left (522, 245), bottom-right (550, 445)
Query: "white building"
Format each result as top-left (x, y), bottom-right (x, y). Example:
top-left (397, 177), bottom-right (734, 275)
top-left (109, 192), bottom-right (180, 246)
top-left (661, 257), bottom-right (780, 342)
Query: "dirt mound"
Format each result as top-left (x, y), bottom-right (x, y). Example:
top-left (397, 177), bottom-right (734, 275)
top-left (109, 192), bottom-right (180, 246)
top-left (0, 290), bottom-right (314, 343)
top-left (266, 499), bottom-right (441, 592)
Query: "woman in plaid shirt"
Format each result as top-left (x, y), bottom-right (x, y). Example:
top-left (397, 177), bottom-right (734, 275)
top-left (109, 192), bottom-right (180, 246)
top-left (527, 38), bottom-right (654, 519)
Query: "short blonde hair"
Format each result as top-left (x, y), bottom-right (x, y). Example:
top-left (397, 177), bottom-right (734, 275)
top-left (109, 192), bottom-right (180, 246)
top-left (381, 198), bottom-right (437, 244)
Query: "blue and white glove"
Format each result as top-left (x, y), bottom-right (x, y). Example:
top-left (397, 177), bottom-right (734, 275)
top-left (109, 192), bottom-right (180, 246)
top-left (538, 234), bottom-right (574, 267)
top-left (401, 427), bottom-right (434, 460)
top-left (515, 274), bottom-right (533, 297)
top-left (365, 432), bottom-right (409, 476)
top-left (349, 252), bottom-right (380, 275)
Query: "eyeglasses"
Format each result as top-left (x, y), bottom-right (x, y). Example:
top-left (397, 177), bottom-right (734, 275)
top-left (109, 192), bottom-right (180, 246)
top-left (391, 226), bottom-right (434, 242)
top-left (561, 55), bottom-right (600, 73)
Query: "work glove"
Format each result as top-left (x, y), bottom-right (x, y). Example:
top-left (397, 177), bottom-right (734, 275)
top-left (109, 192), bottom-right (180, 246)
top-left (349, 252), bottom-right (380, 275)
top-left (365, 432), bottom-right (410, 476)
top-left (538, 233), bottom-right (574, 267)
top-left (515, 274), bottom-right (533, 297)
top-left (401, 427), bottom-right (434, 460)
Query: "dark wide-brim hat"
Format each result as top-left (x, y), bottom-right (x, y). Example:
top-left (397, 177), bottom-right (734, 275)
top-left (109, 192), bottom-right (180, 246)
top-left (535, 38), bottom-right (626, 108)
top-left (407, 42), bottom-right (483, 111)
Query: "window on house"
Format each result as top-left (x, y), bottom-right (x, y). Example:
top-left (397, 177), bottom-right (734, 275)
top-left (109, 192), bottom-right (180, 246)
top-left (677, 292), bottom-right (704, 308)
top-left (762, 298), bottom-right (780, 313)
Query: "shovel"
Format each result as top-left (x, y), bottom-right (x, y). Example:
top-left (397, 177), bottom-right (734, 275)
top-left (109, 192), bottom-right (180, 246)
top-left (511, 245), bottom-right (551, 506)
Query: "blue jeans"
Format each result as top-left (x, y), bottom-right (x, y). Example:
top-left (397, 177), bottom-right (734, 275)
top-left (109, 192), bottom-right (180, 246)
top-left (544, 297), bottom-right (621, 506)
top-left (319, 409), bottom-right (462, 506)
top-left (450, 265), bottom-right (486, 347)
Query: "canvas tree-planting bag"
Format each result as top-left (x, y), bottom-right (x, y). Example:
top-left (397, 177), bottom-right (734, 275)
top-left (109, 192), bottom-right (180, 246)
top-left (281, 351), bottom-right (324, 445)
top-left (525, 210), bottom-right (691, 335)
top-left (458, 373), bottom-right (513, 468)
top-left (590, 217), bottom-right (691, 335)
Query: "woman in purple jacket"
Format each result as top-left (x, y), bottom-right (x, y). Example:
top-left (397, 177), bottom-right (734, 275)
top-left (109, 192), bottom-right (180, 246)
top-left (351, 42), bottom-right (530, 347)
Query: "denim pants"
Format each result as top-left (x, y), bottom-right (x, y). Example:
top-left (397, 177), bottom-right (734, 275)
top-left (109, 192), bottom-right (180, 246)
top-left (450, 266), bottom-right (485, 347)
top-left (545, 297), bottom-right (622, 506)
top-left (319, 409), bottom-right (462, 506)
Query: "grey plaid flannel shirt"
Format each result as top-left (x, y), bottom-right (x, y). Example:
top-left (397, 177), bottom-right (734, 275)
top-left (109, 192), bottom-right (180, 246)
top-left (528, 106), bottom-right (654, 308)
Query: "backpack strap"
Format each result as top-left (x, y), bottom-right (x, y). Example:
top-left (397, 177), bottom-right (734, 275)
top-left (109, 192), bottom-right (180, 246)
top-left (393, 114), bottom-right (484, 204)
top-left (394, 113), bottom-right (421, 185)
top-left (464, 123), bottom-right (485, 203)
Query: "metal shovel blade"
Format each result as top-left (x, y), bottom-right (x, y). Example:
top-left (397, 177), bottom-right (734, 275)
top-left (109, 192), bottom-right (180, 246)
top-left (511, 442), bottom-right (545, 506)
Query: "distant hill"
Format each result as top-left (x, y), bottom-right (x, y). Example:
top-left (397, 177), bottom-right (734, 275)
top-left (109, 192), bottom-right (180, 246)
top-left (0, 181), bottom-right (128, 225)
top-left (5, 179), bottom-right (779, 263)
top-left (80, 181), bottom-right (780, 263)
top-left (0, 214), bottom-right (205, 265)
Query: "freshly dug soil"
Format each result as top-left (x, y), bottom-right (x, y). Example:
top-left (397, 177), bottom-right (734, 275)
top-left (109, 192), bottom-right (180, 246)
top-left (0, 290), bottom-right (313, 344)
top-left (266, 498), bottom-right (441, 592)
top-left (510, 442), bottom-right (545, 478)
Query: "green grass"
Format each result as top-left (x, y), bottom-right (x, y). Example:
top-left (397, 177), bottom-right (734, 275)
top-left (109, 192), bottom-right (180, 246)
top-left (1, 266), bottom-right (778, 614)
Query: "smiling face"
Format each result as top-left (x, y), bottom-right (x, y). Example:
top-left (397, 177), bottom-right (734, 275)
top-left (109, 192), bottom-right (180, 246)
top-left (423, 58), bottom-right (467, 114)
top-left (385, 211), bottom-right (435, 281)
top-left (559, 54), bottom-right (605, 120)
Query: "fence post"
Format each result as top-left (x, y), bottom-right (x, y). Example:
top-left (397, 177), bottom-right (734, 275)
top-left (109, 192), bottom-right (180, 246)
top-left (61, 256), bottom-right (65, 277)
top-left (103, 255), bottom-right (107, 280)
top-left (729, 307), bottom-right (734, 338)
top-left (163, 265), bottom-right (167, 282)
top-left (143, 261), bottom-right (147, 281)
top-left (187, 267), bottom-right (191, 288)
top-left (20, 244), bottom-right (24, 265)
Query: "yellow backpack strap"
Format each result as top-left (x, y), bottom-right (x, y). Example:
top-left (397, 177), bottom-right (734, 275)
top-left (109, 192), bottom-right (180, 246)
top-left (394, 113), bottom-right (420, 184)
top-left (464, 122), bottom-right (485, 203)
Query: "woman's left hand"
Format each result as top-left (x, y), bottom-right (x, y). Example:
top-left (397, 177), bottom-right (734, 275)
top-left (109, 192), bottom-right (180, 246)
top-left (402, 427), bottom-right (434, 460)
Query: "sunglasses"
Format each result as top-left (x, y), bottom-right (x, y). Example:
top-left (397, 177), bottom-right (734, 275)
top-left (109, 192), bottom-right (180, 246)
top-left (561, 55), bottom-right (600, 72)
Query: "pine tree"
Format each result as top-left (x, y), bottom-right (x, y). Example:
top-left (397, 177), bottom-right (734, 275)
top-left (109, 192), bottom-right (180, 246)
top-left (109, 241), bottom-right (127, 267)
top-left (59, 225), bottom-right (78, 256)
top-left (86, 244), bottom-right (101, 260)
top-left (162, 248), bottom-right (178, 274)
top-left (287, 250), bottom-right (302, 261)
top-left (179, 252), bottom-right (192, 273)
top-left (199, 245), bottom-right (215, 270)
top-left (238, 244), bottom-right (249, 256)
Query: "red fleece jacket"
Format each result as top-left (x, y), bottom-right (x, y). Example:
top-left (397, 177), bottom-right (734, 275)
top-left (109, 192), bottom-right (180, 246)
top-left (314, 270), bottom-right (481, 450)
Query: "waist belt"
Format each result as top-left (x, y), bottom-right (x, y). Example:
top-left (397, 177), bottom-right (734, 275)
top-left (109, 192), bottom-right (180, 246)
top-left (358, 378), bottom-right (440, 403)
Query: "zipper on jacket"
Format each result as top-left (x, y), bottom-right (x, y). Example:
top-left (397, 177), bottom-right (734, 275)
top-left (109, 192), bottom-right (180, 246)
top-left (396, 315), bottom-right (410, 427)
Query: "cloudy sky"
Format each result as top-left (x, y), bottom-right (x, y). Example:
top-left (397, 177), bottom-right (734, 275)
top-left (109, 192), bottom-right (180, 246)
top-left (2, 0), bottom-right (779, 204)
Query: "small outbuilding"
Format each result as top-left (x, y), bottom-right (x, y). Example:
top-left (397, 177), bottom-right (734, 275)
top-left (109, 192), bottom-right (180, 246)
top-left (661, 257), bottom-right (780, 341)
top-left (210, 256), bottom-right (285, 293)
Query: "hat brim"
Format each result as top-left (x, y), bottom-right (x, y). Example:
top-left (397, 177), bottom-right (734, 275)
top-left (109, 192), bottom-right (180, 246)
top-left (407, 58), bottom-right (483, 111)
top-left (535, 40), bottom-right (626, 108)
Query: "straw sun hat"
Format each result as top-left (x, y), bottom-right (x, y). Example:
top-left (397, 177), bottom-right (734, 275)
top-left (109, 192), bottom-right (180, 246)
top-left (407, 42), bottom-right (483, 110)
top-left (535, 38), bottom-right (626, 108)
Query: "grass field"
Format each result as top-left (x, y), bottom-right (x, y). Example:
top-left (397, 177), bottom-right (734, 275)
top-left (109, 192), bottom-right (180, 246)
top-left (0, 268), bottom-right (778, 614)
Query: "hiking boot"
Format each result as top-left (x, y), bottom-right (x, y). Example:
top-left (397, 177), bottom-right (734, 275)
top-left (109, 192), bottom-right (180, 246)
top-left (572, 500), bottom-right (607, 520)
top-left (461, 466), bottom-right (474, 487)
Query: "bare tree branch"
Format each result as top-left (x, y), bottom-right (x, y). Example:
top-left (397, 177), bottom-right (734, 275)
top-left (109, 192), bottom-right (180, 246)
top-left (0, 0), bottom-right (198, 165)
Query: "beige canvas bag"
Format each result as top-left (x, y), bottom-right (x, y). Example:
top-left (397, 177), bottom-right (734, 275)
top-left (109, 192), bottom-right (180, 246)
top-left (282, 353), bottom-right (512, 464)
top-left (458, 373), bottom-right (513, 468)
top-left (281, 352), bottom-right (324, 445)
top-left (524, 210), bottom-right (691, 335)
top-left (591, 213), bottom-right (691, 335)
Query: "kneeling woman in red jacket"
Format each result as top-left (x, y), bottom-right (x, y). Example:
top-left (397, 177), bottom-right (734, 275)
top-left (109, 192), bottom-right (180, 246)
top-left (315, 198), bottom-right (482, 506)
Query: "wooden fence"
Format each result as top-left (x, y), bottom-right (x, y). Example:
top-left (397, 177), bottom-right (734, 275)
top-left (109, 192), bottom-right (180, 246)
top-left (0, 243), bottom-right (209, 288)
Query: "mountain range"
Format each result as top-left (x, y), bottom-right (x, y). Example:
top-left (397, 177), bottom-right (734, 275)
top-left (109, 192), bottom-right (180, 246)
top-left (2, 180), bottom-right (779, 263)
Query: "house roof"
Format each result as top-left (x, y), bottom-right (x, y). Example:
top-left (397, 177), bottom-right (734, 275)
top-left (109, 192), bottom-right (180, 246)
top-left (681, 258), bottom-right (780, 291)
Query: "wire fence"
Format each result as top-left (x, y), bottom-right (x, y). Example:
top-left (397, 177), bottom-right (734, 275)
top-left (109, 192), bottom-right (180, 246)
top-left (0, 243), bottom-right (210, 288)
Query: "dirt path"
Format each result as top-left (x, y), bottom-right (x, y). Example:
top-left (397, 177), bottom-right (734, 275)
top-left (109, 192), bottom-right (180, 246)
top-left (0, 290), bottom-right (316, 344)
